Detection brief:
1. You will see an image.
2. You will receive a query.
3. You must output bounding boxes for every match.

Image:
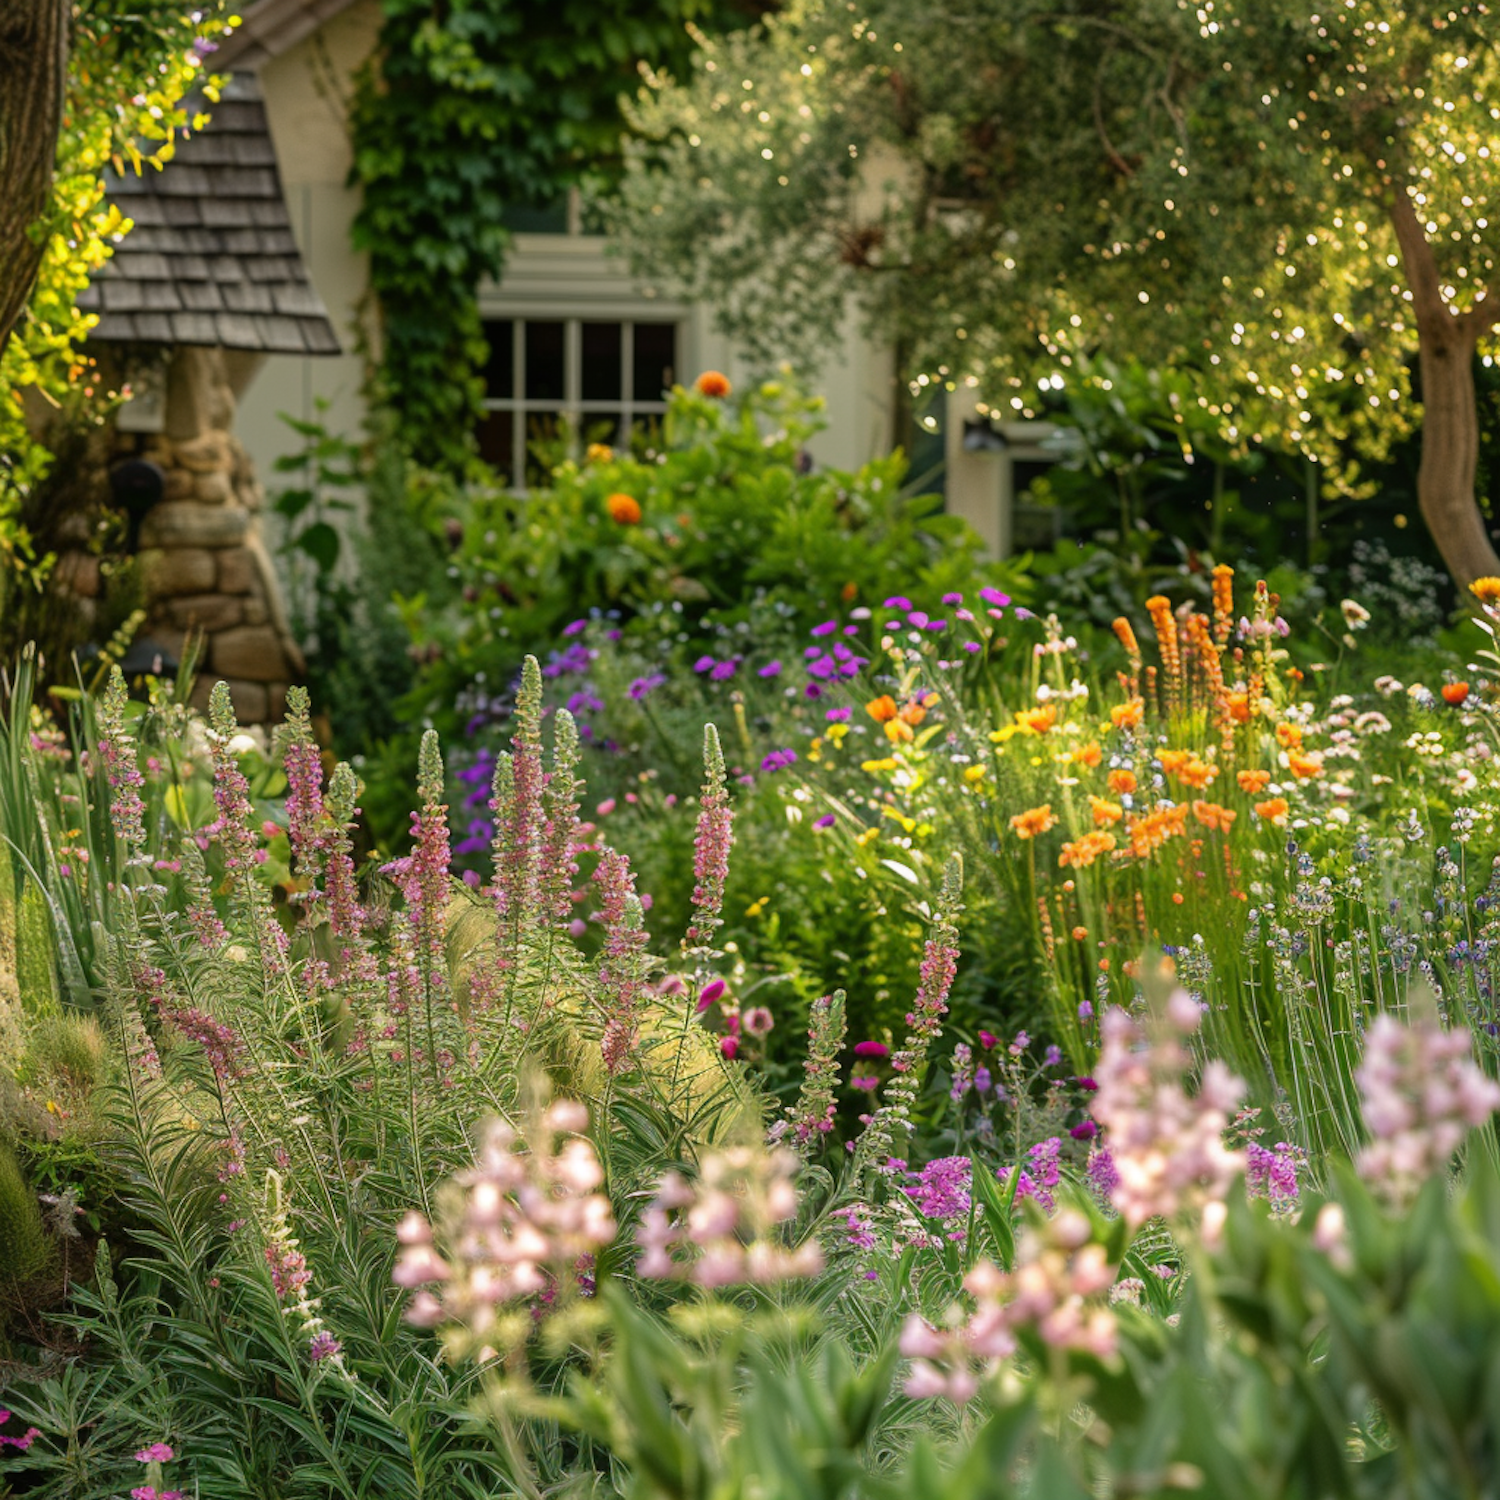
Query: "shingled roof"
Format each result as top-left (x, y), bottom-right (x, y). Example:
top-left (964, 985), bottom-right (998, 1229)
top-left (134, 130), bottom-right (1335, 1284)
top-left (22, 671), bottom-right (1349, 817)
top-left (80, 73), bottom-right (340, 355)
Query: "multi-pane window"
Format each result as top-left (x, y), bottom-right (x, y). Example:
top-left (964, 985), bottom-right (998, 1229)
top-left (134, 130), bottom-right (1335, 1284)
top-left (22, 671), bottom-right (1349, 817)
top-left (476, 318), bottom-right (678, 488)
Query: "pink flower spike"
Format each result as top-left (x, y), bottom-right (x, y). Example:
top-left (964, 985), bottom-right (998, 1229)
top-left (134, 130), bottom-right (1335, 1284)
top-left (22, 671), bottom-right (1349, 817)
top-left (135, 1443), bottom-right (175, 1462)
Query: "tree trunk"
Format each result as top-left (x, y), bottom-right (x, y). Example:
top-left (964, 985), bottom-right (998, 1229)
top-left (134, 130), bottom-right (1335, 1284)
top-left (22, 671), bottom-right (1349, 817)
top-left (1390, 181), bottom-right (1500, 588)
top-left (0, 0), bottom-right (69, 364)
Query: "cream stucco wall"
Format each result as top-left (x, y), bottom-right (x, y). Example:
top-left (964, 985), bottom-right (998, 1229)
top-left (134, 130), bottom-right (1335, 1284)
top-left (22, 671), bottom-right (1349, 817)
top-left (231, 0), bottom-right (897, 490)
top-left (233, 0), bottom-right (381, 480)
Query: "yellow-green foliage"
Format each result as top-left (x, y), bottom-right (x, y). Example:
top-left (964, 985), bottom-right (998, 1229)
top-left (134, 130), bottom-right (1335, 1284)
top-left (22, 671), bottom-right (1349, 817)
top-left (0, 1138), bottom-right (49, 1286)
top-left (15, 881), bottom-right (61, 1020)
top-left (23, 1013), bottom-right (108, 1112)
top-left (0, 852), bottom-right (18, 1013)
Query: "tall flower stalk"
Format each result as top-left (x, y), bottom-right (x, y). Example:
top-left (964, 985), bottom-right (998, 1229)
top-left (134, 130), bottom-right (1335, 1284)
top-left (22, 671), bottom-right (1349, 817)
top-left (595, 847), bottom-right (648, 1074)
top-left (855, 854), bottom-right (963, 1178)
top-left (683, 724), bottom-right (732, 962)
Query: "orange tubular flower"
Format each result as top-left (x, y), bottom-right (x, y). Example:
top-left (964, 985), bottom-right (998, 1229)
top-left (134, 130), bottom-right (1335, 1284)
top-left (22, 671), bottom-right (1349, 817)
top-left (695, 370), bottom-right (731, 397)
top-left (1112, 616), bottom-right (1141, 660)
top-left (1237, 768), bottom-right (1272, 794)
top-left (1060, 830), bottom-right (1117, 869)
top-left (884, 718), bottom-right (915, 744)
top-left (1443, 682), bottom-right (1471, 706)
top-left (1212, 564), bottom-right (1235, 641)
top-left (1107, 768), bottom-right (1137, 796)
top-left (1254, 797), bottom-right (1291, 824)
top-left (1110, 698), bottom-right (1144, 731)
top-left (1014, 704), bottom-right (1058, 735)
top-left (1470, 577), bottom-right (1500, 603)
top-left (606, 492), bottom-right (642, 524)
top-left (1226, 692), bottom-right (1252, 724)
top-left (1286, 749), bottom-right (1324, 779)
top-left (866, 695), bottom-right (899, 723)
top-left (1072, 741), bottom-right (1102, 769)
top-left (899, 699), bottom-right (928, 727)
top-left (1010, 804), bottom-right (1058, 840)
top-left (1145, 595), bottom-right (1182, 687)
top-left (1275, 722), bottom-right (1303, 750)
top-left (1089, 795), bottom-right (1124, 827)
top-left (1192, 799), bottom-right (1238, 833)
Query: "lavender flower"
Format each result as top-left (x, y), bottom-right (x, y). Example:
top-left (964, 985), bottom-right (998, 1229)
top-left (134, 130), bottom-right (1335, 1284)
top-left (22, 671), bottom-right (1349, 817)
top-left (98, 667), bottom-right (146, 853)
top-left (1246, 1141), bottom-right (1301, 1215)
top-left (904, 1156), bottom-right (972, 1220)
top-left (786, 990), bottom-right (846, 1150)
top-left (280, 686), bottom-right (325, 883)
top-left (595, 848), bottom-right (648, 1073)
top-left (1010, 1137), bottom-right (1062, 1213)
top-left (684, 724), bottom-right (733, 954)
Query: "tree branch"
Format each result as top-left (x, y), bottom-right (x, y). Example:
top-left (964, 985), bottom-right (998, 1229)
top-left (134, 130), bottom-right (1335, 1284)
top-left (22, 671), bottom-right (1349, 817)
top-left (0, 0), bottom-right (69, 364)
top-left (1388, 177), bottom-right (1456, 341)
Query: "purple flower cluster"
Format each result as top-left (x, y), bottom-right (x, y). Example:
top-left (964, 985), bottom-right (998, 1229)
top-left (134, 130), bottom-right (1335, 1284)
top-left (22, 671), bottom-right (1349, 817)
top-left (904, 1156), bottom-right (972, 1220)
top-left (1010, 1137), bottom-right (1062, 1213)
top-left (685, 725), bottom-right (733, 952)
top-left (1246, 1141), bottom-right (1301, 1214)
top-left (98, 668), bottom-right (146, 852)
top-left (760, 748), bottom-right (798, 772)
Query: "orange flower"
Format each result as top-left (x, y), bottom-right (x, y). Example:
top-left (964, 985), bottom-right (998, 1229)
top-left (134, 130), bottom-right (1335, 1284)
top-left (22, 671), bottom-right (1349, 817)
top-left (1123, 804), bottom-right (1188, 858)
top-left (1014, 704), bottom-right (1057, 735)
top-left (1158, 748), bottom-right (1192, 778)
top-left (1211, 564), bottom-right (1235, 628)
top-left (1177, 757), bottom-right (1218, 791)
top-left (1059, 830), bottom-right (1117, 868)
top-left (1071, 926), bottom-right (1088, 941)
top-left (1072, 741), bottom-right (1102, 769)
top-left (1237, 768), bottom-right (1271, 794)
top-left (1192, 799), bottom-right (1238, 833)
top-left (1010, 804), bottom-right (1058, 840)
top-left (605, 492), bottom-right (642, 524)
top-left (841, 581), bottom-right (859, 602)
top-left (1107, 768), bottom-right (1137, 796)
top-left (1274, 722), bottom-right (1302, 749)
top-left (1089, 795), bottom-right (1124, 827)
top-left (585, 442), bottom-right (614, 463)
top-left (1226, 692), bottom-right (1252, 724)
top-left (899, 698), bottom-right (929, 726)
top-left (1470, 577), bottom-right (1500, 603)
top-left (695, 370), bottom-right (731, 397)
top-left (1286, 749), bottom-right (1323, 779)
top-left (1110, 698), bottom-right (1144, 730)
top-left (1254, 797), bottom-right (1291, 824)
top-left (884, 718), bottom-right (915, 744)
top-left (1443, 681), bottom-right (1471, 706)
top-left (866, 695), bottom-right (899, 723)
top-left (1112, 617), bottom-right (1141, 658)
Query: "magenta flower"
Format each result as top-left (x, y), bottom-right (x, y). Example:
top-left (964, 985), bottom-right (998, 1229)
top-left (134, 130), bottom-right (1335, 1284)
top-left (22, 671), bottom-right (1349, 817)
top-left (758, 660), bottom-right (783, 678)
top-left (811, 620), bottom-right (838, 637)
top-left (883, 596), bottom-right (913, 610)
top-left (853, 1040), bottom-right (890, 1059)
top-left (979, 587), bottom-right (1010, 607)
top-left (814, 814), bottom-right (836, 828)
top-left (135, 1443), bottom-right (175, 1463)
top-left (710, 659), bottom-right (739, 681)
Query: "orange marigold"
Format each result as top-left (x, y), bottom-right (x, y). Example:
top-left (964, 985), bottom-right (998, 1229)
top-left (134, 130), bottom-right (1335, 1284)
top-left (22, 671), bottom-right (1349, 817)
top-left (866, 695), bottom-right (899, 723)
top-left (1014, 704), bottom-right (1057, 735)
top-left (1089, 795), bottom-right (1124, 827)
top-left (1072, 741), bottom-right (1102, 769)
top-left (1192, 799), bottom-right (1238, 833)
top-left (1107, 768), bottom-right (1137, 796)
top-left (1059, 830), bottom-right (1117, 869)
top-left (1010, 804), bottom-right (1058, 840)
top-left (1254, 797), bottom-right (1291, 824)
top-left (1110, 698), bottom-right (1144, 730)
top-left (1274, 722), bottom-right (1302, 749)
top-left (1443, 681), bottom-right (1471, 706)
top-left (606, 492), bottom-right (642, 524)
top-left (695, 370), bottom-right (731, 397)
top-left (1470, 577), bottom-right (1500, 603)
top-left (1237, 768), bottom-right (1272, 794)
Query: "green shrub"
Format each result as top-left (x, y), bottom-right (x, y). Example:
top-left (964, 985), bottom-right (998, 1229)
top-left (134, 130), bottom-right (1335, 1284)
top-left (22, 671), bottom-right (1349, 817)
top-left (0, 1137), bottom-right (49, 1288)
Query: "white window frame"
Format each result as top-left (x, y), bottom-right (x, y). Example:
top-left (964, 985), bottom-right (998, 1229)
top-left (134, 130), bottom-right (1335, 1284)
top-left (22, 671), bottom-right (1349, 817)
top-left (478, 315), bottom-right (682, 489)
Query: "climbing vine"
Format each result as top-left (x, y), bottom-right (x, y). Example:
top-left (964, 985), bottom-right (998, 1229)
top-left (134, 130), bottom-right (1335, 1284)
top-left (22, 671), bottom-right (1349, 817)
top-left (350, 0), bottom-right (738, 472)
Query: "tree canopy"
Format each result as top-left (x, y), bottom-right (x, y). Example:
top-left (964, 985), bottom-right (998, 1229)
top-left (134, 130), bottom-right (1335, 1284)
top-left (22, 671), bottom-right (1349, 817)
top-left (0, 0), bottom-right (225, 583)
top-left (613, 0), bottom-right (1500, 582)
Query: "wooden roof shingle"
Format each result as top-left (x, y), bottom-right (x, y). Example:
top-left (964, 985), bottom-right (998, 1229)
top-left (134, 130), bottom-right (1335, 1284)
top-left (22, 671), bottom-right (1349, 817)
top-left (81, 73), bottom-right (340, 355)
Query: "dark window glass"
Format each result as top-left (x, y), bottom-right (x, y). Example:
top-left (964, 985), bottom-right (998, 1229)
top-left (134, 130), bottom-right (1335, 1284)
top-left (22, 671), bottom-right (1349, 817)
top-left (580, 411), bottom-right (621, 448)
top-left (500, 199), bottom-right (569, 234)
top-left (525, 321), bottom-right (566, 401)
top-left (481, 320), bottom-right (514, 399)
top-left (632, 322), bottom-right (676, 402)
top-left (476, 409), bottom-right (515, 475)
top-left (581, 323), bottom-right (623, 401)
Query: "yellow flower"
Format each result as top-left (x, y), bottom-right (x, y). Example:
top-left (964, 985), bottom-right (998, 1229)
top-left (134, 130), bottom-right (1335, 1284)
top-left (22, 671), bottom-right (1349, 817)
top-left (1470, 577), bottom-right (1500, 603)
top-left (827, 722), bottom-right (850, 743)
top-left (1013, 704), bottom-right (1057, 735)
top-left (585, 442), bottom-right (614, 463)
top-left (861, 757), bottom-right (898, 773)
top-left (884, 718), bottom-right (915, 744)
top-left (963, 765), bottom-right (986, 784)
top-left (855, 827), bottom-right (880, 847)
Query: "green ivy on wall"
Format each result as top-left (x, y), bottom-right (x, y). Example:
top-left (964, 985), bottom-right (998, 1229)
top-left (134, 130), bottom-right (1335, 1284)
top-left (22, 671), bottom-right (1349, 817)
top-left (349, 0), bottom-right (729, 472)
